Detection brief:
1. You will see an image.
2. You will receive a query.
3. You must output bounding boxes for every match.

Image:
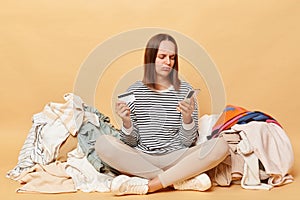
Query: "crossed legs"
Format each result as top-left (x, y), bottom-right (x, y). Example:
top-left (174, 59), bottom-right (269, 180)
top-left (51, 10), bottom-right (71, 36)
top-left (95, 135), bottom-right (229, 193)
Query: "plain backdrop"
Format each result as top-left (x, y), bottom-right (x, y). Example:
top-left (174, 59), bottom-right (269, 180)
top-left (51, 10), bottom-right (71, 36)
top-left (1, 1), bottom-right (299, 200)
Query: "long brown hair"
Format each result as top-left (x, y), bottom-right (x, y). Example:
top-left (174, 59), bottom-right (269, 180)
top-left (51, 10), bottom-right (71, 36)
top-left (142, 33), bottom-right (181, 91)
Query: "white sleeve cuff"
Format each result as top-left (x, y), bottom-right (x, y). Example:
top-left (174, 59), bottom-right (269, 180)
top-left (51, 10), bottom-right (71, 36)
top-left (182, 119), bottom-right (195, 130)
top-left (121, 125), bottom-right (133, 135)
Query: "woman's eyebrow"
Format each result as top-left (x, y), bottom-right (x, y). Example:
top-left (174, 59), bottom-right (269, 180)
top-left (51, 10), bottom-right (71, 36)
top-left (157, 52), bottom-right (175, 56)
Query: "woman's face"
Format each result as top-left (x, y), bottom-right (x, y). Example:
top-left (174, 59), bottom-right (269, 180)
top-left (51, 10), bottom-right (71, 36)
top-left (155, 40), bottom-right (176, 79)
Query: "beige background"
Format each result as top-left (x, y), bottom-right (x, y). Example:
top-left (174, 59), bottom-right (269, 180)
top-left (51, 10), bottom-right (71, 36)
top-left (1, 0), bottom-right (299, 199)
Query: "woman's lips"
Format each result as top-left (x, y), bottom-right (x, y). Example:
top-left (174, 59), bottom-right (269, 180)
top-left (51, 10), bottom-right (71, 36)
top-left (162, 66), bottom-right (171, 71)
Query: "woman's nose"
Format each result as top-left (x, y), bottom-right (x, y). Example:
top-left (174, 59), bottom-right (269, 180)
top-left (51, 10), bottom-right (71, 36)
top-left (165, 56), bottom-right (170, 65)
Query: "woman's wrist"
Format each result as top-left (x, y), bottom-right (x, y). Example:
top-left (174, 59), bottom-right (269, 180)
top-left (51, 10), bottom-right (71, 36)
top-left (182, 116), bottom-right (193, 124)
top-left (182, 119), bottom-right (195, 130)
top-left (123, 119), bottom-right (132, 129)
top-left (122, 123), bottom-right (133, 135)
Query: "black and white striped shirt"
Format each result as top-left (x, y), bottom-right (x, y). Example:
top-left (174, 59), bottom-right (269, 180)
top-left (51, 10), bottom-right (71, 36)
top-left (120, 80), bottom-right (198, 155)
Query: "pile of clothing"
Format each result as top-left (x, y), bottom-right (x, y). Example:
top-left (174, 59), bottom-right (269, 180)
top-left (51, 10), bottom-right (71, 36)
top-left (7, 95), bottom-right (294, 193)
top-left (7, 93), bottom-right (120, 193)
top-left (197, 105), bottom-right (294, 190)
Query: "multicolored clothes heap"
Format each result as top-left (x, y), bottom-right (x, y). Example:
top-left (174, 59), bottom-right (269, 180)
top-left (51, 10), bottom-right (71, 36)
top-left (207, 105), bottom-right (281, 140)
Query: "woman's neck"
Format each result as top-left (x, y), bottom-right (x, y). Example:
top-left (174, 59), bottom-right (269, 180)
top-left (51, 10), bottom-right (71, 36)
top-left (155, 76), bottom-right (171, 90)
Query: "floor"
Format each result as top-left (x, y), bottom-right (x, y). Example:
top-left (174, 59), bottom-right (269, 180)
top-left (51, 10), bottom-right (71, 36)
top-left (1, 127), bottom-right (299, 200)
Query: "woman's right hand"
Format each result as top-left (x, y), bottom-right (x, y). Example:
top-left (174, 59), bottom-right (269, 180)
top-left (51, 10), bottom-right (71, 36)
top-left (115, 100), bottom-right (132, 128)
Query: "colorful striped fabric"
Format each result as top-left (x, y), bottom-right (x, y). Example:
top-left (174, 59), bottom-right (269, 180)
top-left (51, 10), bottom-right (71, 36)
top-left (207, 105), bottom-right (281, 139)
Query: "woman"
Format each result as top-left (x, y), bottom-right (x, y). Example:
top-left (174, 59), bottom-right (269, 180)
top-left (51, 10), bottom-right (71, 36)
top-left (95, 33), bottom-right (229, 195)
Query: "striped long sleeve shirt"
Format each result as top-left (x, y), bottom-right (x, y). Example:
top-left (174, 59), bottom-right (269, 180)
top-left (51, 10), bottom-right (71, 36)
top-left (120, 81), bottom-right (199, 155)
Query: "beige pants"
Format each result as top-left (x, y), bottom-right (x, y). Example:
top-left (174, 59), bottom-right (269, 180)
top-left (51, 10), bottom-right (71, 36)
top-left (95, 135), bottom-right (229, 188)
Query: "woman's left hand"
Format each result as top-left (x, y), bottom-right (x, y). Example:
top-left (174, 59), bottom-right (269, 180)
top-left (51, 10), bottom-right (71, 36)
top-left (177, 97), bottom-right (195, 124)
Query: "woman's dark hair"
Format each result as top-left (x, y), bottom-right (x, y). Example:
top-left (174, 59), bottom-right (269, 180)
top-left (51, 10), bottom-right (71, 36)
top-left (142, 33), bottom-right (181, 91)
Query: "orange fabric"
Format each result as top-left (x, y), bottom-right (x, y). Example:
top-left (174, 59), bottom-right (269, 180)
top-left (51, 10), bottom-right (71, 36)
top-left (211, 105), bottom-right (248, 134)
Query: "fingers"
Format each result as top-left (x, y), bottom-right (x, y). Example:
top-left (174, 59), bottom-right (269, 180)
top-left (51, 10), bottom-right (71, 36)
top-left (178, 103), bottom-right (192, 115)
top-left (177, 97), bottom-right (195, 115)
top-left (115, 100), bottom-right (127, 111)
top-left (178, 98), bottom-right (195, 124)
top-left (115, 101), bottom-right (130, 118)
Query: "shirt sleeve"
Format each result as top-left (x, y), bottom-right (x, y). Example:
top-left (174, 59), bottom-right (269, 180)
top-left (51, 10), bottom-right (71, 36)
top-left (182, 120), bottom-right (195, 130)
top-left (179, 96), bottom-right (199, 147)
top-left (121, 124), bottom-right (133, 135)
top-left (119, 88), bottom-right (140, 147)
